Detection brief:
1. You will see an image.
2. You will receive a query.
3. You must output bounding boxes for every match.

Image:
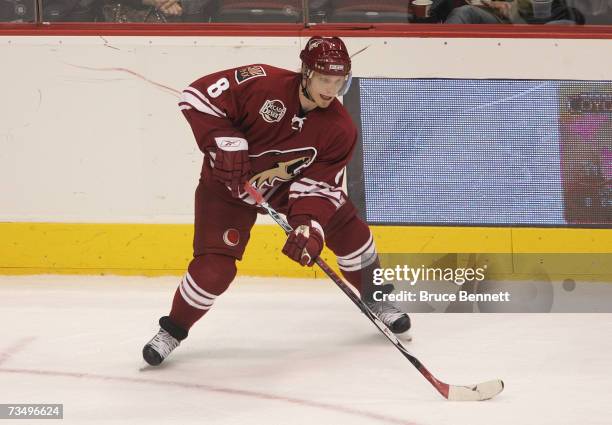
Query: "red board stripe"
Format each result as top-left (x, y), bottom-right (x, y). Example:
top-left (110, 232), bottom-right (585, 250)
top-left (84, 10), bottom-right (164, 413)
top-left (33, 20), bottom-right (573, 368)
top-left (1, 22), bottom-right (612, 39)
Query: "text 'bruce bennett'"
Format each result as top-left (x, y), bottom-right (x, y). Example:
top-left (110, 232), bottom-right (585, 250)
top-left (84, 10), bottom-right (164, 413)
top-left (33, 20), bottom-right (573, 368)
top-left (374, 290), bottom-right (512, 303)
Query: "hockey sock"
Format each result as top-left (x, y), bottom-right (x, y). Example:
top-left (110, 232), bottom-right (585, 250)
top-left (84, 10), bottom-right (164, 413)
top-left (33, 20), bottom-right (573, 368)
top-left (168, 253), bottom-right (237, 331)
top-left (326, 214), bottom-right (380, 296)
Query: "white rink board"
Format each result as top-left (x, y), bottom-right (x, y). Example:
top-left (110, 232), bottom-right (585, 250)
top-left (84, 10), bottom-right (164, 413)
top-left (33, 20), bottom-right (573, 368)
top-left (1, 36), bottom-right (612, 223)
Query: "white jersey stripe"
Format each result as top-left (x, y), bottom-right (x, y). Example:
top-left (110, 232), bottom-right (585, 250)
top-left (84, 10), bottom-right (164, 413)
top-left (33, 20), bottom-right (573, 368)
top-left (289, 192), bottom-right (343, 208)
top-left (301, 176), bottom-right (347, 194)
top-left (180, 91), bottom-right (222, 118)
top-left (289, 185), bottom-right (344, 203)
top-left (185, 86), bottom-right (226, 117)
top-left (291, 179), bottom-right (344, 195)
top-left (289, 179), bottom-right (346, 206)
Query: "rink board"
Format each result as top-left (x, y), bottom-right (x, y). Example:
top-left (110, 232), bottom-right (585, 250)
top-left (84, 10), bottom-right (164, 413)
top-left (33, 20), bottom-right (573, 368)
top-left (1, 222), bottom-right (610, 278)
top-left (0, 34), bottom-right (610, 277)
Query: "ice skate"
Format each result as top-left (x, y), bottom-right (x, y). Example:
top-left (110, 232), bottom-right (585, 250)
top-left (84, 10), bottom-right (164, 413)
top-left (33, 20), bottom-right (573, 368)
top-left (366, 300), bottom-right (411, 335)
top-left (142, 316), bottom-right (187, 366)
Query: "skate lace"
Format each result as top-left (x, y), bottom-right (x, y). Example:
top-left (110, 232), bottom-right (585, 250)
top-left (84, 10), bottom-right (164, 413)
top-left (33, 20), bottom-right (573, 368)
top-left (149, 329), bottom-right (180, 358)
top-left (366, 301), bottom-right (406, 327)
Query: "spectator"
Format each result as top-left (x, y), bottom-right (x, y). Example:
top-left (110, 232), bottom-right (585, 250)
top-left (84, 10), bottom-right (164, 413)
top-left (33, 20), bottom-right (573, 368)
top-left (446, 0), bottom-right (583, 24)
top-left (100, 0), bottom-right (212, 22)
top-left (43, 0), bottom-right (96, 21)
top-left (568, 0), bottom-right (612, 24)
top-left (1, 0), bottom-right (34, 21)
top-left (514, 0), bottom-right (584, 23)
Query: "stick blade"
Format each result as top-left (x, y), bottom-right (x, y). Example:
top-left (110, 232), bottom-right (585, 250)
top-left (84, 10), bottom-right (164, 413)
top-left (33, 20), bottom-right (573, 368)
top-left (447, 379), bottom-right (504, 401)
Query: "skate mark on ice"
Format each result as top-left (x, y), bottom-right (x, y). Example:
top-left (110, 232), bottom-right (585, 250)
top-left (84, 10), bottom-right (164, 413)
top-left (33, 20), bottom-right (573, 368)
top-left (0, 367), bottom-right (419, 425)
top-left (0, 337), bottom-right (37, 366)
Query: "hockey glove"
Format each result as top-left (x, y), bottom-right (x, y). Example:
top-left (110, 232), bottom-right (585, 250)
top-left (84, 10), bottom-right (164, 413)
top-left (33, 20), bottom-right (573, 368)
top-left (282, 216), bottom-right (324, 267)
top-left (212, 137), bottom-right (251, 198)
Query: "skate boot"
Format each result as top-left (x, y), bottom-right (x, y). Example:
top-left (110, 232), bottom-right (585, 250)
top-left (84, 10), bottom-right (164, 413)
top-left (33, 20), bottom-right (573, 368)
top-left (142, 316), bottom-right (188, 366)
top-left (365, 300), bottom-right (411, 334)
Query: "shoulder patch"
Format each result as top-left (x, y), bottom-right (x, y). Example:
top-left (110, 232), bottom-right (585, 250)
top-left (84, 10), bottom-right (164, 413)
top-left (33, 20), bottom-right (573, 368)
top-left (235, 65), bottom-right (267, 85)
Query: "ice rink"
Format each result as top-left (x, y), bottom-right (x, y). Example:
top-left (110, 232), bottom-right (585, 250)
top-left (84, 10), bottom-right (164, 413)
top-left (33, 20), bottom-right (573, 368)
top-left (1, 274), bottom-right (611, 425)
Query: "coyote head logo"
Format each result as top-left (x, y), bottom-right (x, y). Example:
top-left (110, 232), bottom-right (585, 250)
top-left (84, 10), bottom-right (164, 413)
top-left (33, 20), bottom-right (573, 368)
top-left (248, 148), bottom-right (317, 190)
top-left (250, 156), bottom-right (312, 189)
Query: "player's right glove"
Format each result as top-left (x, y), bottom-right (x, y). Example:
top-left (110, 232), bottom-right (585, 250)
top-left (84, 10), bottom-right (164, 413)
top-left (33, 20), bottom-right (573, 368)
top-left (212, 137), bottom-right (251, 198)
top-left (282, 216), bottom-right (324, 267)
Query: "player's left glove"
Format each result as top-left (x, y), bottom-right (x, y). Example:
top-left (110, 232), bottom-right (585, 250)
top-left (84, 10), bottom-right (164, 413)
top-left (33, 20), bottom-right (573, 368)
top-left (282, 216), bottom-right (324, 267)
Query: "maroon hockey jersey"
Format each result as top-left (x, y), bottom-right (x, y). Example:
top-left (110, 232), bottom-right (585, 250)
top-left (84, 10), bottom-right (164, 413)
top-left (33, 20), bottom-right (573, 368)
top-left (179, 64), bottom-right (358, 228)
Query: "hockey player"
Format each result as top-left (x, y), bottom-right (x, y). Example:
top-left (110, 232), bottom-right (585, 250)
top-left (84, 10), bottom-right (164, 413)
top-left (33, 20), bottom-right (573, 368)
top-left (143, 36), bottom-right (411, 366)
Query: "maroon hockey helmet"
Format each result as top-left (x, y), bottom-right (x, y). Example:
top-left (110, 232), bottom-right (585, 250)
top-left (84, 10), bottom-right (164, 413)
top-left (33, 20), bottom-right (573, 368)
top-left (300, 36), bottom-right (351, 76)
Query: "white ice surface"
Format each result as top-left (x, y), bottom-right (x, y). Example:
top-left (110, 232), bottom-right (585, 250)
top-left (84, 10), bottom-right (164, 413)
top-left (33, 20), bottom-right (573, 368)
top-left (0, 275), bottom-right (611, 425)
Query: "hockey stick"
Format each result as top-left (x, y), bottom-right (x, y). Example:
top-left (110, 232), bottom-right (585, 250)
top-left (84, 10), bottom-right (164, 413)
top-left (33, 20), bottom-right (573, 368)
top-left (244, 182), bottom-right (504, 401)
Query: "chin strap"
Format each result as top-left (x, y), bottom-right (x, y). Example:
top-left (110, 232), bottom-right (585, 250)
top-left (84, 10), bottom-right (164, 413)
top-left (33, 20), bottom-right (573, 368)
top-left (301, 84), bottom-right (314, 102)
top-left (301, 69), bottom-right (315, 102)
